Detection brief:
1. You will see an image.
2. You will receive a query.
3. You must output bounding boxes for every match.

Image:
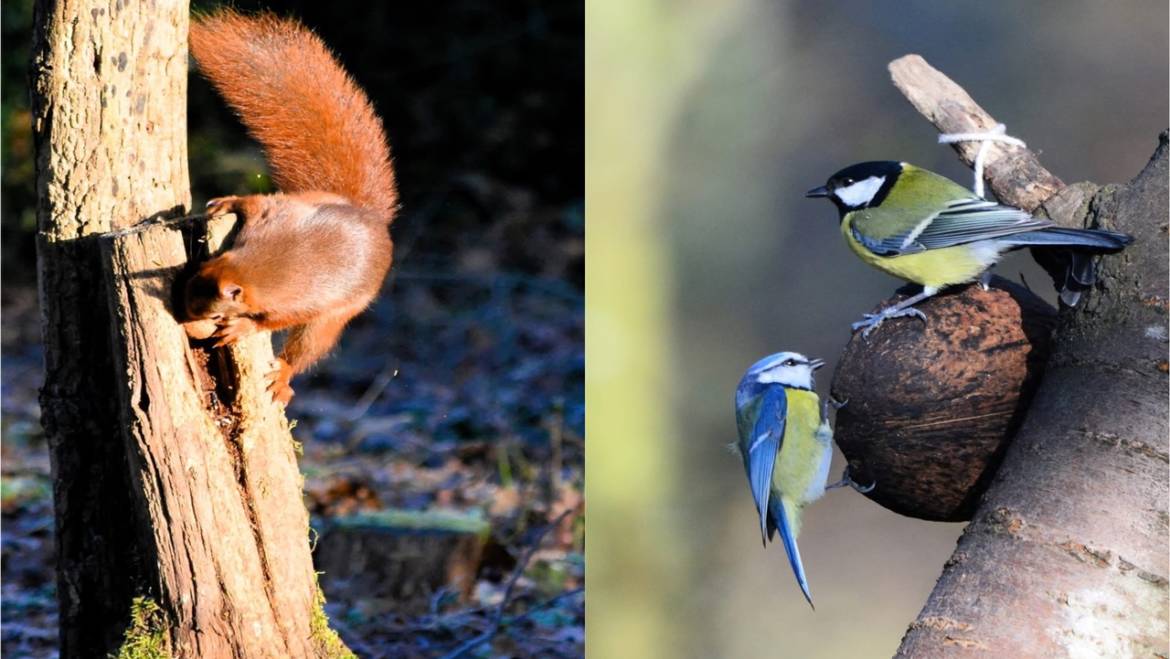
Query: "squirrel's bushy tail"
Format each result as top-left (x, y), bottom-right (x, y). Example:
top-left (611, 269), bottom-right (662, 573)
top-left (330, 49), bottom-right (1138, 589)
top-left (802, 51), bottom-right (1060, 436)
top-left (190, 11), bottom-right (398, 221)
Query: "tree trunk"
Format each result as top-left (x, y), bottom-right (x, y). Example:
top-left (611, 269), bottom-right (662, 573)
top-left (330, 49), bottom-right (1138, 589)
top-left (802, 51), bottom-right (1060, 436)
top-left (31, 1), bottom-right (347, 656)
top-left (887, 56), bottom-right (1169, 657)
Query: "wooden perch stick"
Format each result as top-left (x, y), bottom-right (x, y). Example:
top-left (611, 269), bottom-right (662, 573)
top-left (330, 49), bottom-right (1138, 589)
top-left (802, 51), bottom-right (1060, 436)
top-left (888, 55), bottom-right (1169, 657)
top-left (890, 55), bottom-right (1064, 212)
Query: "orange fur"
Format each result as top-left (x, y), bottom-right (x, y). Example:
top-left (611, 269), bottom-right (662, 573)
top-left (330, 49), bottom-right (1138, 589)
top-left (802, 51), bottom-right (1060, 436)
top-left (185, 11), bottom-right (398, 403)
top-left (189, 10), bottom-right (398, 218)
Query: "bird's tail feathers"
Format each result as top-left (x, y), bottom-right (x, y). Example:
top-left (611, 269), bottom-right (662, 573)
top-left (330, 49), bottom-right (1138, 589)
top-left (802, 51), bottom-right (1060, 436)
top-left (770, 498), bottom-right (813, 609)
top-left (1000, 227), bottom-right (1132, 251)
top-left (1005, 227), bottom-right (1133, 306)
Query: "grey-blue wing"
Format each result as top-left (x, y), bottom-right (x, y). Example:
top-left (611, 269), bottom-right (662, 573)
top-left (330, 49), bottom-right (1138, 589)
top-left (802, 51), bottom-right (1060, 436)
top-left (744, 387), bottom-right (786, 544)
top-left (853, 198), bottom-right (1049, 256)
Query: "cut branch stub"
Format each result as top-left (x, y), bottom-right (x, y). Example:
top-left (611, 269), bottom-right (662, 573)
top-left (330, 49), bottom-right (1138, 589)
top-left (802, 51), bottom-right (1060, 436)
top-left (830, 277), bottom-right (1055, 521)
top-left (98, 213), bottom-right (331, 657)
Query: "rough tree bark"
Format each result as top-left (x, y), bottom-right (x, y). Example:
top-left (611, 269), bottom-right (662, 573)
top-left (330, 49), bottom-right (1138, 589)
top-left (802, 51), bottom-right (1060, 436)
top-left (31, 1), bottom-right (349, 656)
top-left (885, 55), bottom-right (1169, 657)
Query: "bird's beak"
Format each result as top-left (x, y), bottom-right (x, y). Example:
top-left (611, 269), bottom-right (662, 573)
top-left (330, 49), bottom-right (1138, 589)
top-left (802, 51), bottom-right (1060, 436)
top-left (805, 185), bottom-right (830, 199)
top-left (809, 358), bottom-right (825, 370)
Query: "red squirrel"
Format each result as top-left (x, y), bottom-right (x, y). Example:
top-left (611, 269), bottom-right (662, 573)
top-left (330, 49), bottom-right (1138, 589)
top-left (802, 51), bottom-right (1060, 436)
top-left (185, 11), bottom-right (397, 404)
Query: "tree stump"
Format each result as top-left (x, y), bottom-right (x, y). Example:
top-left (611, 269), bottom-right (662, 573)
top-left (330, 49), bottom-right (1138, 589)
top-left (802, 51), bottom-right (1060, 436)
top-left (315, 510), bottom-right (490, 615)
top-left (99, 211), bottom-right (344, 657)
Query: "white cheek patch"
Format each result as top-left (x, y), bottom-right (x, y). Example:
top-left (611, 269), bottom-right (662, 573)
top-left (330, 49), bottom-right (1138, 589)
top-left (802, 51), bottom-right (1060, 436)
top-left (756, 367), bottom-right (812, 390)
top-left (833, 176), bottom-right (885, 207)
top-left (756, 368), bottom-right (790, 385)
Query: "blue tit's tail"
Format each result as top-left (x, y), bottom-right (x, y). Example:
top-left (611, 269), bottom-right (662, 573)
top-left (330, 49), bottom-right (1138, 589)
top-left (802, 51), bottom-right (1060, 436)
top-left (769, 497), bottom-right (813, 609)
top-left (998, 227), bottom-right (1133, 306)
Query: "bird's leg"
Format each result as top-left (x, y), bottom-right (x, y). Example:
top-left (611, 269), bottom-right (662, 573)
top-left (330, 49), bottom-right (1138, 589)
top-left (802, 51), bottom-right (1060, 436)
top-left (978, 270), bottom-right (993, 291)
top-left (826, 466), bottom-right (852, 490)
top-left (827, 465), bottom-right (876, 493)
top-left (851, 287), bottom-right (937, 338)
top-left (821, 396), bottom-right (847, 423)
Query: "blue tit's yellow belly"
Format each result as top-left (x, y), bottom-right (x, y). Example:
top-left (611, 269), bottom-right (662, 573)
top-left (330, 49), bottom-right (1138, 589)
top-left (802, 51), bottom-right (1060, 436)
top-left (842, 218), bottom-right (1002, 289)
top-left (773, 389), bottom-right (830, 506)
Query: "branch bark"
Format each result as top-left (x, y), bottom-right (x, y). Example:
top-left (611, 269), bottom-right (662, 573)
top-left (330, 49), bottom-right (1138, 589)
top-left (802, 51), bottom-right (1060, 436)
top-left (887, 55), bottom-right (1169, 657)
top-left (31, 2), bottom-right (349, 656)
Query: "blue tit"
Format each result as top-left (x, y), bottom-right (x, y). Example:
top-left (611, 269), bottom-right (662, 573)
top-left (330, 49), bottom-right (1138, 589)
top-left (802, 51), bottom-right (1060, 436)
top-left (734, 351), bottom-right (835, 607)
top-left (806, 161), bottom-right (1133, 336)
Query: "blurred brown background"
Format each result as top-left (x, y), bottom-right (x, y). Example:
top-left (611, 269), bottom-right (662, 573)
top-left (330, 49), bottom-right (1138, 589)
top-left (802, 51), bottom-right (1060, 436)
top-left (588, 1), bottom-right (1167, 657)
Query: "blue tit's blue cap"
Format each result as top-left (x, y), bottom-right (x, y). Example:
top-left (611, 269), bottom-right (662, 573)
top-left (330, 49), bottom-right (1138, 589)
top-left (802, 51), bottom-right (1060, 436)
top-left (745, 352), bottom-right (823, 376)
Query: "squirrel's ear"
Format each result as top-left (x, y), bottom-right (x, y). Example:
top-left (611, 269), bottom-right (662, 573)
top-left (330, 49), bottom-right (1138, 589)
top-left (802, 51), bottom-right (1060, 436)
top-left (220, 282), bottom-right (243, 301)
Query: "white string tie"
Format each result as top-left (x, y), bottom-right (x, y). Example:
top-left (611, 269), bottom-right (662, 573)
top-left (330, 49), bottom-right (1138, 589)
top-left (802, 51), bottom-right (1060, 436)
top-left (938, 124), bottom-right (1026, 198)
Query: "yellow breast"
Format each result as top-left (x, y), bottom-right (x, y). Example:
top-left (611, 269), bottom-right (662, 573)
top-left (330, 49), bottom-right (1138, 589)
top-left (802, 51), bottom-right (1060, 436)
top-left (773, 388), bottom-right (826, 499)
top-left (841, 216), bottom-right (1002, 289)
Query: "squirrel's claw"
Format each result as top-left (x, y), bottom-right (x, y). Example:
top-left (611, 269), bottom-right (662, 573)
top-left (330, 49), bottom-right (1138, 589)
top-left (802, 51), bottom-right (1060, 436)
top-left (265, 359), bottom-right (295, 405)
top-left (205, 196), bottom-right (242, 218)
top-left (210, 316), bottom-right (257, 347)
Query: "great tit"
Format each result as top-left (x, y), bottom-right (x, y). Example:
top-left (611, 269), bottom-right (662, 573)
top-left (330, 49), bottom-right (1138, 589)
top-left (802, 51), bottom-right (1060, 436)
top-left (734, 351), bottom-right (865, 607)
top-left (806, 161), bottom-right (1132, 336)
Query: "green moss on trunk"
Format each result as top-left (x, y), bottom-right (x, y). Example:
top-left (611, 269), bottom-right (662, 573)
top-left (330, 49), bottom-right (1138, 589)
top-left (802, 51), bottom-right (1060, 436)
top-left (113, 597), bottom-right (170, 659)
top-left (311, 576), bottom-right (356, 659)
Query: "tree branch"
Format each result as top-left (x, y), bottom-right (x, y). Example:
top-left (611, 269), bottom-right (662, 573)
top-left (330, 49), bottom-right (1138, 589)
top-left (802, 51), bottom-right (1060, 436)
top-left (886, 55), bottom-right (1168, 657)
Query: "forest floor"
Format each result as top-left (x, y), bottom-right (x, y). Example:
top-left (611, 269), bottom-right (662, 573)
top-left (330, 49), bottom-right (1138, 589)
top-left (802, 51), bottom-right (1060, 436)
top-left (0, 247), bottom-right (584, 658)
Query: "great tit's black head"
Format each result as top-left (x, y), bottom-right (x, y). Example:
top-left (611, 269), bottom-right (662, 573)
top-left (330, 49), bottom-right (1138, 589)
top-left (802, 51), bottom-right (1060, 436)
top-left (806, 161), bottom-right (903, 214)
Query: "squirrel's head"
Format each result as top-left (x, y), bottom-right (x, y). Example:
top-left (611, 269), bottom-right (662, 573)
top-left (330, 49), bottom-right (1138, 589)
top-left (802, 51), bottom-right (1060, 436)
top-left (185, 256), bottom-right (248, 321)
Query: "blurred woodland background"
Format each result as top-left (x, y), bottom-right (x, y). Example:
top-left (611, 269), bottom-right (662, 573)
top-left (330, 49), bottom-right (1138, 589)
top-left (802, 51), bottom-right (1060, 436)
top-left (2, 1), bottom-right (583, 656)
top-left (588, 1), bottom-right (1167, 657)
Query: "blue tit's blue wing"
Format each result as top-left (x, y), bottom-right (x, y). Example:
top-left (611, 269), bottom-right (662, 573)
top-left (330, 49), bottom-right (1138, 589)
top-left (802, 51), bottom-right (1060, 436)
top-left (745, 386), bottom-right (786, 545)
top-left (853, 198), bottom-right (1050, 256)
top-left (770, 497), bottom-right (813, 608)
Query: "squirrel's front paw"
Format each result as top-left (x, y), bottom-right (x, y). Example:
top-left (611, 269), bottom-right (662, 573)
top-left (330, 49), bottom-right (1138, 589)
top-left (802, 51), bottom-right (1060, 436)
top-left (183, 318), bottom-right (219, 340)
top-left (205, 195), bottom-right (243, 218)
top-left (265, 358), bottom-right (295, 405)
top-left (211, 316), bottom-right (259, 347)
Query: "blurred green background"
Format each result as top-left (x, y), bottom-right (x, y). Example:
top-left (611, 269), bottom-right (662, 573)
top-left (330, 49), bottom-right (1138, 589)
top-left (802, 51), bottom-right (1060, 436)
top-left (587, 1), bottom-right (1167, 657)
